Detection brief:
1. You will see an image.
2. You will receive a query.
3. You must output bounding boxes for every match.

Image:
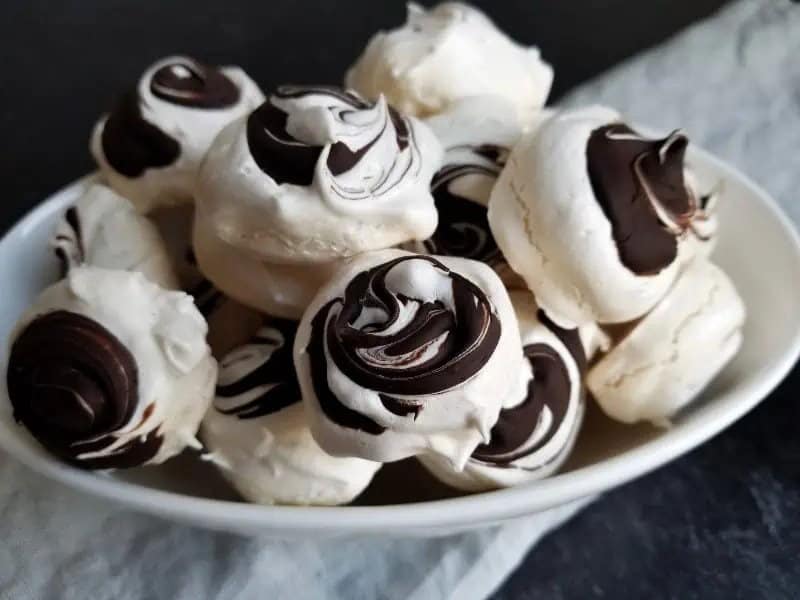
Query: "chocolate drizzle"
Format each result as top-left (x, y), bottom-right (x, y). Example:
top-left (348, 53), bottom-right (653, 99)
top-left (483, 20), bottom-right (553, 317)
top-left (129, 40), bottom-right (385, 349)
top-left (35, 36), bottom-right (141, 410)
top-left (101, 91), bottom-right (181, 177)
top-left (53, 207), bottom-right (84, 275)
top-left (307, 255), bottom-right (502, 435)
top-left (247, 85), bottom-right (419, 196)
top-left (7, 311), bottom-right (162, 469)
top-left (472, 343), bottom-right (572, 466)
top-left (214, 320), bottom-right (301, 420)
top-left (424, 143), bottom-right (507, 263)
top-left (536, 309), bottom-right (587, 374)
top-left (587, 124), bottom-right (695, 275)
top-left (247, 100), bottom-right (322, 185)
top-left (150, 59), bottom-right (240, 108)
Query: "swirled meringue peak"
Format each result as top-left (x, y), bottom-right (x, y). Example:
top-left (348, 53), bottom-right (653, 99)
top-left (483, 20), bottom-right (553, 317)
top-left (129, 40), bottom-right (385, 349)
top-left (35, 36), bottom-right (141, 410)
top-left (90, 55), bottom-right (264, 213)
top-left (6, 266), bottom-right (216, 469)
top-left (420, 291), bottom-right (585, 491)
top-left (588, 259), bottom-right (745, 426)
top-left (51, 182), bottom-right (178, 289)
top-left (345, 3), bottom-right (553, 123)
top-left (195, 85), bottom-right (442, 264)
top-left (488, 106), bottom-right (710, 328)
top-left (203, 319), bottom-right (380, 505)
top-left (408, 95), bottom-right (521, 266)
top-left (294, 249), bottom-right (527, 468)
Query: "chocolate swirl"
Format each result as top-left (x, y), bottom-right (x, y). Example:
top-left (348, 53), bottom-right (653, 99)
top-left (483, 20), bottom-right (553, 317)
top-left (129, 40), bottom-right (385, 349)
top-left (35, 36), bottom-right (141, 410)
top-left (307, 255), bottom-right (501, 434)
top-left (536, 309), bottom-right (587, 375)
top-left (52, 207), bottom-right (83, 275)
top-left (424, 144), bottom-right (507, 263)
top-left (150, 59), bottom-right (240, 108)
top-left (587, 124), bottom-right (696, 275)
top-left (247, 85), bottom-right (421, 195)
top-left (472, 316), bottom-right (584, 468)
top-left (7, 311), bottom-right (162, 469)
top-left (101, 91), bottom-right (180, 178)
top-left (214, 320), bottom-right (300, 420)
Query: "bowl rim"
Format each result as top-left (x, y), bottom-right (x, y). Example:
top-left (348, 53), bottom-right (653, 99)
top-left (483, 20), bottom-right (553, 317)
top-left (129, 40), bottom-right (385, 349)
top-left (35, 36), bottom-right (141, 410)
top-left (1, 146), bottom-right (799, 534)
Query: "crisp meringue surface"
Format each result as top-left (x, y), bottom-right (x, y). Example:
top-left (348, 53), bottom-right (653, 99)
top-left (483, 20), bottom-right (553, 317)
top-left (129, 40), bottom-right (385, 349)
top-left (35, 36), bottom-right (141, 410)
top-left (203, 320), bottom-right (380, 505)
top-left (7, 267), bottom-right (216, 468)
top-left (51, 183), bottom-right (178, 289)
top-left (149, 204), bottom-right (206, 291)
top-left (588, 259), bottom-right (745, 426)
top-left (192, 216), bottom-right (336, 320)
top-left (345, 3), bottom-right (553, 123)
top-left (419, 291), bottom-right (585, 491)
top-left (196, 85), bottom-right (442, 264)
top-left (488, 106), bottom-right (710, 328)
top-left (91, 56), bottom-right (264, 213)
top-left (294, 249), bottom-right (527, 468)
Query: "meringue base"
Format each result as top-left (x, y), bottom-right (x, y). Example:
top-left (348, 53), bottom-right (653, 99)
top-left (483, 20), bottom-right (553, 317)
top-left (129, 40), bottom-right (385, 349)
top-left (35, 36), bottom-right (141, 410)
top-left (193, 216), bottom-right (337, 320)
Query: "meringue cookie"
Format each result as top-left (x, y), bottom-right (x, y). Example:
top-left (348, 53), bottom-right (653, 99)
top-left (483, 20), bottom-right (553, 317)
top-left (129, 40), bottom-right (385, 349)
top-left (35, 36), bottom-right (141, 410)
top-left (345, 3), bottom-right (553, 122)
top-left (407, 95), bottom-right (521, 265)
top-left (294, 249), bottom-right (527, 468)
top-left (588, 260), bottom-right (745, 426)
top-left (419, 291), bottom-right (585, 490)
top-left (193, 216), bottom-right (336, 319)
top-left (51, 183), bottom-right (178, 289)
top-left (488, 106), bottom-right (712, 327)
top-left (6, 267), bottom-right (216, 468)
top-left (91, 56), bottom-right (264, 213)
top-left (203, 319), bottom-right (380, 505)
top-left (195, 85), bottom-right (442, 264)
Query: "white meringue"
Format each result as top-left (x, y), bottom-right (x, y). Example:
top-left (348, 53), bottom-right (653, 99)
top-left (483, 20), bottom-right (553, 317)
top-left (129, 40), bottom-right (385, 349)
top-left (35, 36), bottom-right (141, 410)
top-left (195, 85), bottom-right (442, 264)
top-left (419, 291), bottom-right (585, 491)
top-left (202, 320), bottom-right (380, 505)
top-left (345, 3), bottom-right (553, 123)
top-left (7, 267), bottom-right (216, 468)
top-left (294, 249), bottom-right (527, 468)
top-left (91, 56), bottom-right (264, 213)
top-left (192, 216), bottom-right (336, 320)
top-left (488, 106), bottom-right (707, 328)
top-left (51, 183), bottom-right (178, 289)
top-left (588, 260), bottom-right (745, 426)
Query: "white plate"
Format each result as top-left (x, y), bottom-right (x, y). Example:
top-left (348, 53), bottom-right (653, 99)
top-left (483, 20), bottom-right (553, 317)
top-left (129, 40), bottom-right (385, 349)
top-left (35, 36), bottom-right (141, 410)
top-left (1, 143), bottom-right (799, 539)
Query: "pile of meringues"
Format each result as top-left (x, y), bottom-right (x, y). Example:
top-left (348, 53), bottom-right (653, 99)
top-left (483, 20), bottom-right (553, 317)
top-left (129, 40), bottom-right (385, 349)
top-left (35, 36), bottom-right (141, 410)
top-left (6, 2), bottom-right (745, 505)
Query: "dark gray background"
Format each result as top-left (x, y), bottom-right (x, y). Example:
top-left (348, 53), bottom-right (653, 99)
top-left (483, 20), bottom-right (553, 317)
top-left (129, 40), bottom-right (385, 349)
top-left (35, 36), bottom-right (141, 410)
top-left (5, 1), bottom-right (800, 598)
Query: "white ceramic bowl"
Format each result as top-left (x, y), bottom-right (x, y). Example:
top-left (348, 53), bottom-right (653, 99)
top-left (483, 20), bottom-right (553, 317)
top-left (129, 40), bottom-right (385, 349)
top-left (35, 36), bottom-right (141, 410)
top-left (1, 142), bottom-right (799, 539)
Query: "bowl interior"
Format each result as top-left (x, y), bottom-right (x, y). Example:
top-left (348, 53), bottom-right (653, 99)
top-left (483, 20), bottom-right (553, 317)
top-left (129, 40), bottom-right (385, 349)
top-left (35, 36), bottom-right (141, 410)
top-left (0, 145), bottom-right (799, 536)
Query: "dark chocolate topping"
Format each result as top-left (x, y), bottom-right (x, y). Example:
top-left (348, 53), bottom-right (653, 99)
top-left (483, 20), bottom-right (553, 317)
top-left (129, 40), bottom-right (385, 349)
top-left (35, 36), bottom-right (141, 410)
top-left (537, 309), bottom-right (587, 374)
top-left (587, 124), bottom-right (695, 275)
top-left (101, 91), bottom-right (180, 178)
top-left (247, 85), bottom-right (413, 188)
top-left (424, 144), bottom-right (507, 263)
top-left (7, 311), bottom-right (161, 469)
top-left (53, 206), bottom-right (84, 275)
top-left (472, 343), bottom-right (573, 466)
top-left (247, 100), bottom-right (322, 186)
top-left (307, 255), bottom-right (501, 435)
top-left (150, 59), bottom-right (240, 109)
top-left (215, 319), bottom-right (301, 420)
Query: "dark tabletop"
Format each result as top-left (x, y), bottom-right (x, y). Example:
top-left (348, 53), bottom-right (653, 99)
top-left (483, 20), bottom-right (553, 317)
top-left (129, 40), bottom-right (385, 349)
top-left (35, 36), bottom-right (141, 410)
top-left (7, 1), bottom-right (800, 599)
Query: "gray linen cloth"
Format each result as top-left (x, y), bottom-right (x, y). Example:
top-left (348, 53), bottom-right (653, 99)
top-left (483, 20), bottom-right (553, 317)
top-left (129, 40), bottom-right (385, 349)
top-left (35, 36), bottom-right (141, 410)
top-left (1, 1), bottom-right (797, 598)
